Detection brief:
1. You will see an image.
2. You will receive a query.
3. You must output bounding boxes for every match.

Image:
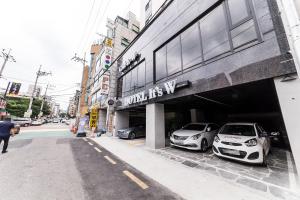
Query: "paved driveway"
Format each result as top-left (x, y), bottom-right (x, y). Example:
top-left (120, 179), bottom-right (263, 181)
top-left (152, 146), bottom-right (300, 200)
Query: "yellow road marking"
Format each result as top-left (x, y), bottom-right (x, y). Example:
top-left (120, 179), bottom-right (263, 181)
top-left (104, 156), bottom-right (117, 165)
top-left (123, 170), bottom-right (149, 190)
top-left (94, 147), bottom-right (102, 152)
top-left (88, 142), bottom-right (93, 146)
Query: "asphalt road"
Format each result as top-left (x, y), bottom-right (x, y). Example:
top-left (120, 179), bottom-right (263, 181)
top-left (0, 124), bottom-right (182, 200)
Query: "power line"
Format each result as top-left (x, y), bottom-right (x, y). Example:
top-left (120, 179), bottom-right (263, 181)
top-left (76, 0), bottom-right (97, 52)
top-left (80, 0), bottom-right (106, 54)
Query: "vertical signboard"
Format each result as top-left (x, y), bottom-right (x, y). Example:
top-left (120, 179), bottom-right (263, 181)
top-left (89, 108), bottom-right (98, 128)
top-left (103, 47), bottom-right (112, 70)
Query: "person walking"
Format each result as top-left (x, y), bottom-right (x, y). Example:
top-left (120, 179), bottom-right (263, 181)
top-left (0, 116), bottom-right (15, 154)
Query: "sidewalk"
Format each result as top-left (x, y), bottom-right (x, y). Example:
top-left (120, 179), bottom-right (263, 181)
top-left (91, 135), bottom-right (299, 200)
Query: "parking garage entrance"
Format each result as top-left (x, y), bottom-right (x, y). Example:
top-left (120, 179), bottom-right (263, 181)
top-left (163, 79), bottom-right (291, 150)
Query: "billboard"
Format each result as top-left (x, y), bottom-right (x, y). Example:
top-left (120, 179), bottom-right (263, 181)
top-left (8, 82), bottom-right (21, 96)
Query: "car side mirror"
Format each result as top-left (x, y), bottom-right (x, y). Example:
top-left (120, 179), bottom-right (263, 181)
top-left (206, 127), bottom-right (211, 132)
top-left (270, 132), bottom-right (280, 137)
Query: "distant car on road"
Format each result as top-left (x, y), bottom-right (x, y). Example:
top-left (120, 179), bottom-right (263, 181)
top-left (12, 117), bottom-right (31, 127)
top-left (65, 120), bottom-right (70, 125)
top-left (170, 123), bottom-right (219, 151)
top-left (212, 123), bottom-right (277, 165)
top-left (53, 118), bottom-right (59, 123)
top-left (31, 120), bottom-right (43, 126)
top-left (117, 125), bottom-right (145, 139)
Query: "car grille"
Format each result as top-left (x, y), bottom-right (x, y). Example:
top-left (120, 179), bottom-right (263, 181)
top-left (117, 131), bottom-right (125, 135)
top-left (173, 135), bottom-right (188, 140)
top-left (218, 147), bottom-right (247, 159)
top-left (221, 141), bottom-right (242, 146)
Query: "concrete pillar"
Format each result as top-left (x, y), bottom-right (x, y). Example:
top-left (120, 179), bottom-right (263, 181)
top-left (114, 111), bottom-right (129, 137)
top-left (146, 103), bottom-right (165, 149)
top-left (190, 109), bottom-right (197, 123)
top-left (97, 109), bottom-right (107, 130)
top-left (274, 75), bottom-right (300, 176)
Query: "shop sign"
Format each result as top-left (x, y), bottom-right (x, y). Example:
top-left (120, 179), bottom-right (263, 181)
top-left (89, 108), bottom-right (98, 128)
top-left (124, 79), bottom-right (176, 106)
top-left (105, 38), bottom-right (113, 47)
top-left (103, 47), bottom-right (112, 70)
top-left (100, 74), bottom-right (109, 94)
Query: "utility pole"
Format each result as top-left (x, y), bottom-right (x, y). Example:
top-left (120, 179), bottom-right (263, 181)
top-left (24, 65), bottom-right (52, 118)
top-left (0, 49), bottom-right (16, 78)
top-left (71, 53), bottom-right (87, 117)
top-left (38, 84), bottom-right (53, 118)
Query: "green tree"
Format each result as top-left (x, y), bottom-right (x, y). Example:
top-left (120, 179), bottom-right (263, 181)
top-left (6, 97), bottom-right (52, 118)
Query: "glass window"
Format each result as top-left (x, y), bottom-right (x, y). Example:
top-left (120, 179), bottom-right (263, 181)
top-left (137, 61), bottom-right (145, 88)
top-left (146, 60), bottom-right (153, 83)
top-left (231, 19), bottom-right (257, 48)
top-left (167, 36), bottom-right (182, 75)
top-left (228, 0), bottom-right (249, 25)
top-left (181, 24), bottom-right (202, 69)
top-left (200, 5), bottom-right (231, 60)
top-left (125, 72), bottom-right (131, 92)
top-left (219, 124), bottom-right (256, 136)
top-left (131, 67), bottom-right (138, 90)
top-left (155, 46), bottom-right (167, 81)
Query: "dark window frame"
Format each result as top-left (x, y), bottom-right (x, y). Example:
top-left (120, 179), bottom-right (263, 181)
top-left (118, 58), bottom-right (146, 96)
top-left (153, 0), bottom-right (263, 83)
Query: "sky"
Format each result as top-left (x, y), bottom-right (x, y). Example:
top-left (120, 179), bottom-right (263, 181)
top-left (0, 0), bottom-right (141, 110)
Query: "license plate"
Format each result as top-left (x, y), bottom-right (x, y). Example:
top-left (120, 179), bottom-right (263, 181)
top-left (175, 140), bottom-right (184, 145)
top-left (223, 149), bottom-right (240, 155)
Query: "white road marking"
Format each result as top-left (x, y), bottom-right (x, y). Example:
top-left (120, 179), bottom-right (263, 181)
top-left (104, 156), bottom-right (117, 165)
top-left (88, 142), bottom-right (93, 146)
top-left (83, 138), bottom-right (87, 142)
top-left (94, 147), bottom-right (102, 152)
top-left (123, 170), bottom-right (149, 190)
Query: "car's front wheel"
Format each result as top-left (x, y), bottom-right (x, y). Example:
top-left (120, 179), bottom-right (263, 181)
top-left (201, 139), bottom-right (208, 152)
top-left (129, 132), bottom-right (136, 140)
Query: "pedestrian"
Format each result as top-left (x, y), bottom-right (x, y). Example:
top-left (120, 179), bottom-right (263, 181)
top-left (0, 116), bottom-right (16, 154)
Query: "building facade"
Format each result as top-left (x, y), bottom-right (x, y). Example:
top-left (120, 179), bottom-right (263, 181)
top-left (111, 0), bottom-right (300, 175)
top-left (88, 12), bottom-right (140, 133)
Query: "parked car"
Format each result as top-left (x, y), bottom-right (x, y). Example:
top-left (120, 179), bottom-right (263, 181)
top-left (53, 118), bottom-right (59, 123)
top-left (212, 123), bottom-right (277, 165)
top-left (31, 120), bottom-right (43, 126)
top-left (117, 125), bottom-right (145, 139)
top-left (12, 117), bottom-right (31, 127)
top-left (65, 120), bottom-right (70, 125)
top-left (170, 123), bottom-right (219, 151)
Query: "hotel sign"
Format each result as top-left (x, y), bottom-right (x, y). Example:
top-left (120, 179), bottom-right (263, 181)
top-left (124, 79), bottom-right (177, 106)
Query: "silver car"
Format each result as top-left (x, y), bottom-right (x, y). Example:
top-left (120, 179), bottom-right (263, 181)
top-left (170, 123), bottom-right (219, 151)
top-left (117, 125), bottom-right (145, 139)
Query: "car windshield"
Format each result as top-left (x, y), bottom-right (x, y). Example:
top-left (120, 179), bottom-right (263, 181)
top-left (182, 124), bottom-right (206, 131)
top-left (219, 125), bottom-right (256, 137)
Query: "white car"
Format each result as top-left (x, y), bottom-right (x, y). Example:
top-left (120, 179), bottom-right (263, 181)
top-left (170, 123), bottom-right (219, 151)
top-left (213, 123), bottom-right (271, 165)
top-left (31, 120), bottom-right (43, 126)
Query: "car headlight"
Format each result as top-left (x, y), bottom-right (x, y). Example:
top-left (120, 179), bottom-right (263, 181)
top-left (192, 134), bottom-right (201, 140)
top-left (245, 138), bottom-right (257, 147)
top-left (214, 135), bottom-right (220, 143)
